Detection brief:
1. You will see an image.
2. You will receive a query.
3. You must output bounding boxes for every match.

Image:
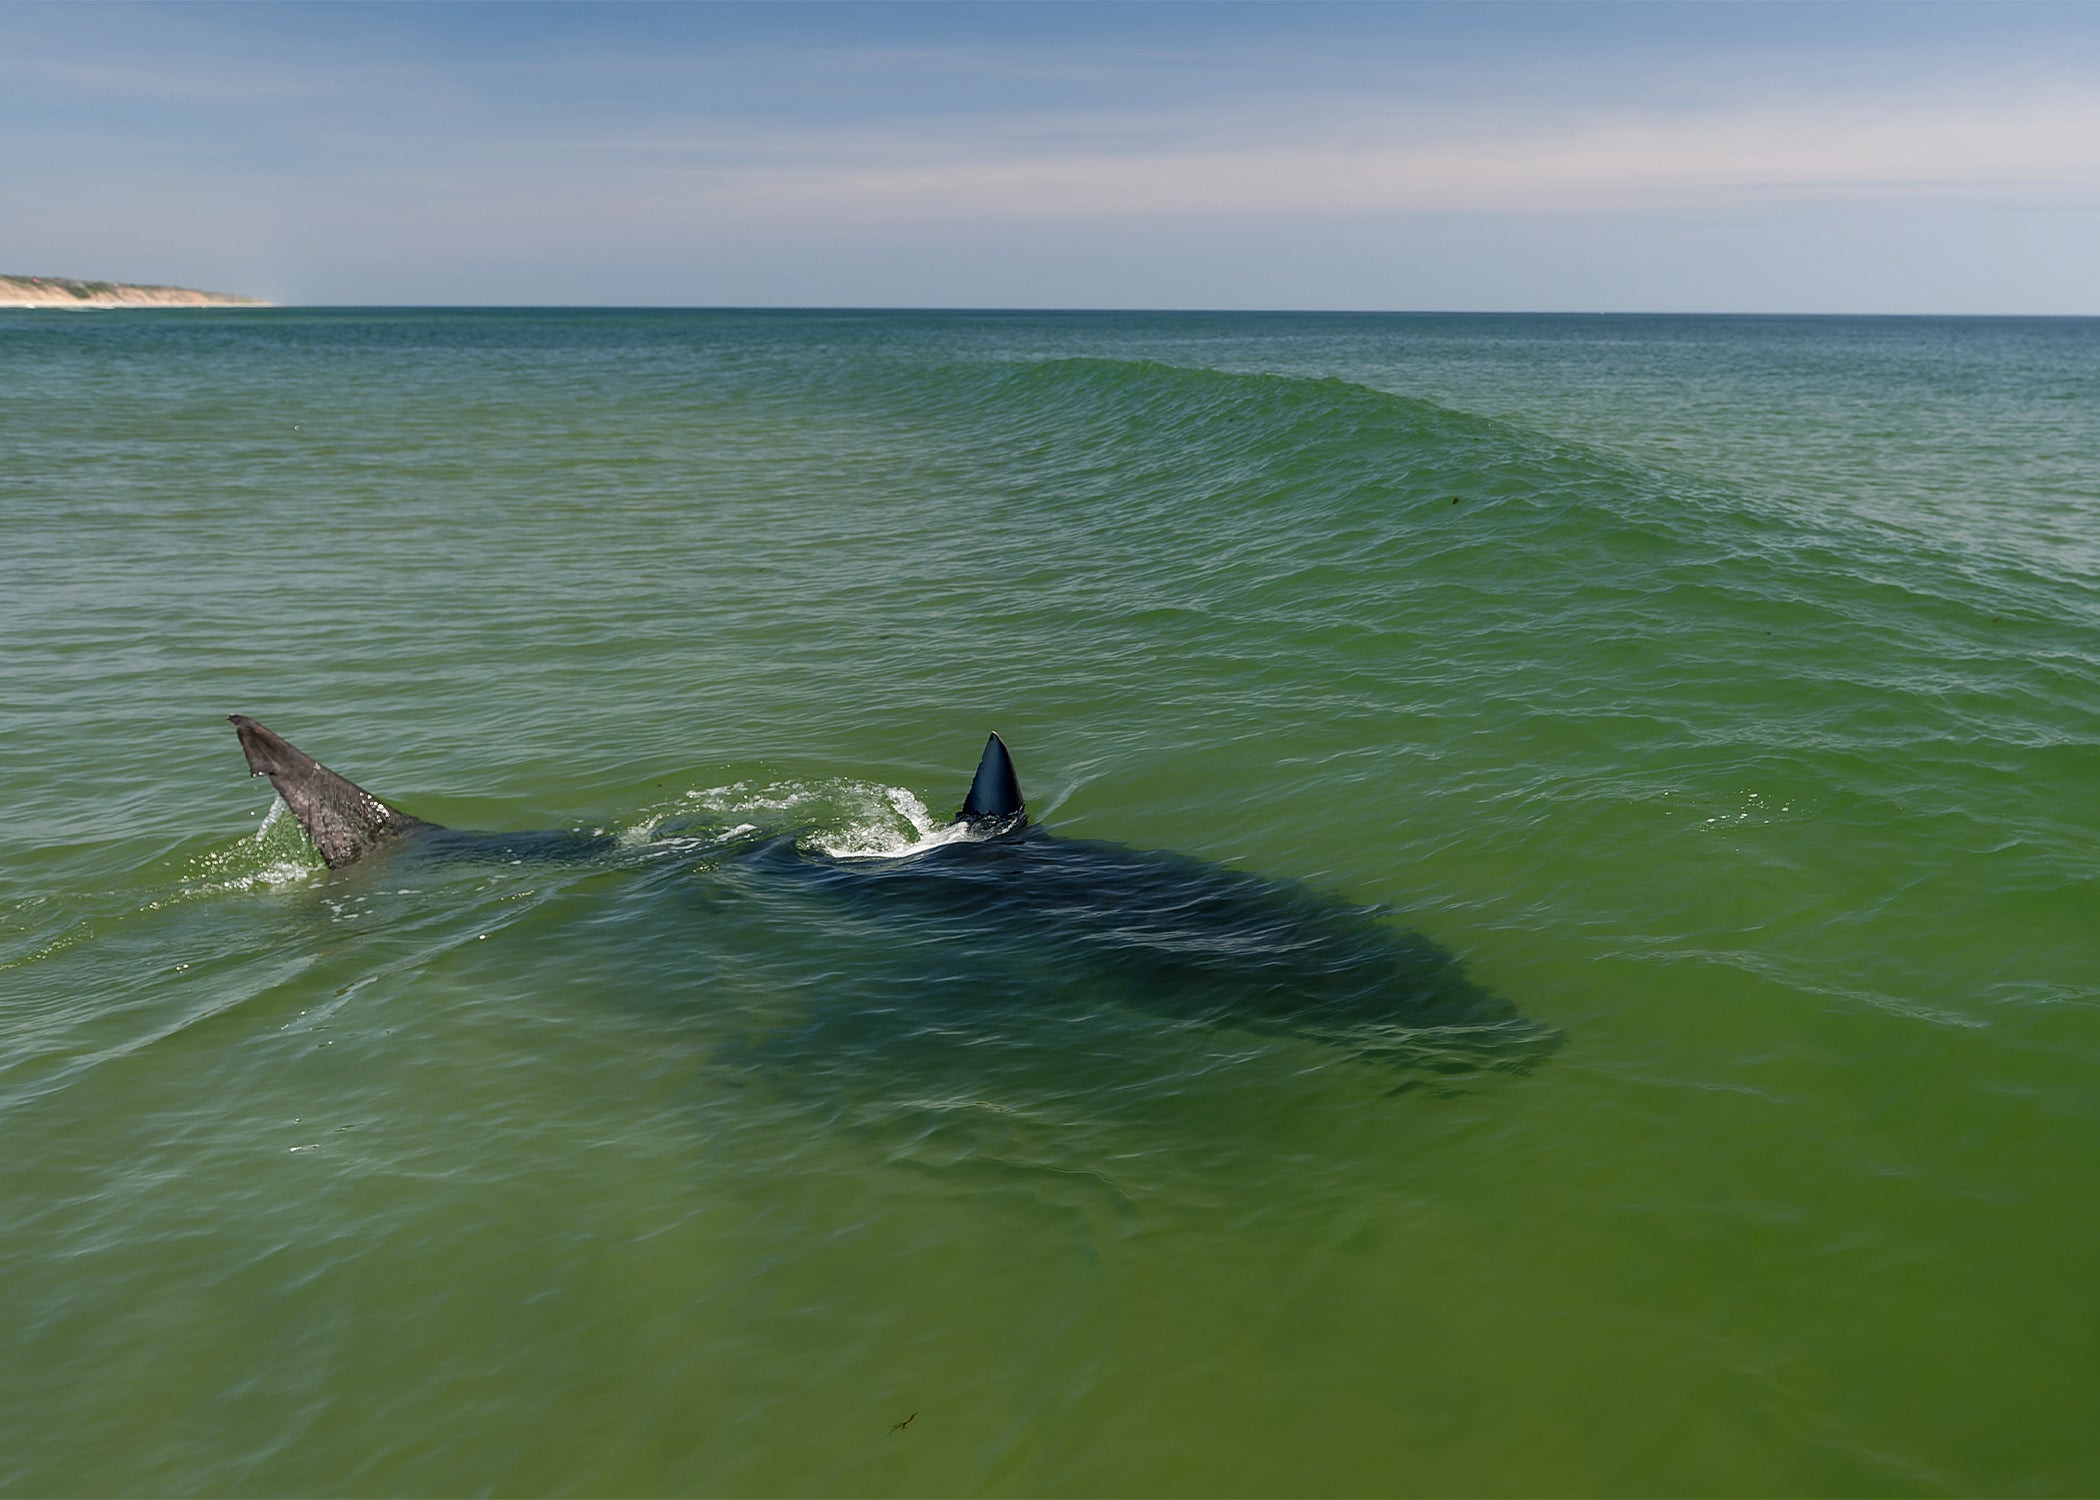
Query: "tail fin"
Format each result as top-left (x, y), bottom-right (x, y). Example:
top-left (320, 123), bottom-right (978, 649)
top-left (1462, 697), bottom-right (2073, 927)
top-left (229, 715), bottom-right (432, 868)
top-left (955, 732), bottom-right (1026, 832)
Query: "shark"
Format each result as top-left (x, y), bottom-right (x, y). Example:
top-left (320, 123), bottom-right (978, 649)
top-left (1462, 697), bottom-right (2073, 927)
top-left (228, 714), bottom-right (1558, 1078)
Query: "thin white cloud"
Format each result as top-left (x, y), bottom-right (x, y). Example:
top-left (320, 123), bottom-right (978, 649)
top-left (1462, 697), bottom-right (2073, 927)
top-left (644, 92), bottom-right (2100, 222)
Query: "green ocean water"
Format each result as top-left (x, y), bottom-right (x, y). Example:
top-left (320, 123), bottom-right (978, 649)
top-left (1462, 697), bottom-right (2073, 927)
top-left (1, 308), bottom-right (2095, 1496)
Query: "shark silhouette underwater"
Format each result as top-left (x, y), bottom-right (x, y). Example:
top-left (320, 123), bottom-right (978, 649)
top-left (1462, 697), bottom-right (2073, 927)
top-left (228, 715), bottom-right (1559, 1080)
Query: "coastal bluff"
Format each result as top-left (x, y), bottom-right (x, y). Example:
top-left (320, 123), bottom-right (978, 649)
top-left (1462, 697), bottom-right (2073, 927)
top-left (1, 274), bottom-right (269, 309)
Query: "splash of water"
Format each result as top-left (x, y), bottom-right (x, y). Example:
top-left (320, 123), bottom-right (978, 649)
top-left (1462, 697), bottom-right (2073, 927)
top-left (670, 778), bottom-right (978, 860)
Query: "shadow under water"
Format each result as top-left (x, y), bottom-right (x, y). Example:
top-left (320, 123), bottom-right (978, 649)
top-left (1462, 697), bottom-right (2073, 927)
top-left (710, 827), bottom-right (1561, 1087)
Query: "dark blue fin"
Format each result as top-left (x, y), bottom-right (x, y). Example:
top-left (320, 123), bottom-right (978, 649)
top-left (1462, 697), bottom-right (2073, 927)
top-left (955, 732), bottom-right (1026, 831)
top-left (230, 715), bottom-right (433, 868)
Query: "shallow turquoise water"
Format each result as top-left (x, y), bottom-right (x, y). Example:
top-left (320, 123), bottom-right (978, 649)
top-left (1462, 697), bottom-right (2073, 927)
top-left (2, 309), bottom-right (2097, 1495)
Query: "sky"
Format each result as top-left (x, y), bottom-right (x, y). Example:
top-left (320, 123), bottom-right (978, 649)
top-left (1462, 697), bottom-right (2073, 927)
top-left (4, 0), bottom-right (2098, 312)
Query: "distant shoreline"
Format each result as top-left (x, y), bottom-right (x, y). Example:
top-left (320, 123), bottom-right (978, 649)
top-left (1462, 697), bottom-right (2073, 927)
top-left (0, 274), bottom-right (269, 309)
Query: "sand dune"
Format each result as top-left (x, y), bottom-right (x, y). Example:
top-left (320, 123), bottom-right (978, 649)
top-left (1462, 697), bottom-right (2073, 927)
top-left (0, 274), bottom-right (268, 309)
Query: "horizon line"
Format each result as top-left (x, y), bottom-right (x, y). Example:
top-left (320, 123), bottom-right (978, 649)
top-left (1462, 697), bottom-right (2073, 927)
top-left (15, 303), bottom-right (2097, 320)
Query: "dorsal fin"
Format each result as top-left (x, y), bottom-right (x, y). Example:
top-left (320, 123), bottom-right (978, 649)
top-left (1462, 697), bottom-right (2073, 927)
top-left (955, 732), bottom-right (1026, 831)
top-left (229, 715), bottom-right (432, 868)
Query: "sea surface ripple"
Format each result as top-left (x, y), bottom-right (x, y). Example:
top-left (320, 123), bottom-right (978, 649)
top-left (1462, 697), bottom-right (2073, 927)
top-left (1, 309), bottom-right (2096, 1495)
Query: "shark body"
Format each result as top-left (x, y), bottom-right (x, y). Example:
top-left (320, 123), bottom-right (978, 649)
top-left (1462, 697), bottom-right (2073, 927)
top-left (228, 715), bottom-right (1556, 1076)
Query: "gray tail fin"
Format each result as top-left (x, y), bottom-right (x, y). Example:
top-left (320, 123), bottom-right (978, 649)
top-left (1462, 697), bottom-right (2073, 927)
top-left (229, 715), bottom-right (432, 868)
top-left (955, 732), bottom-right (1026, 831)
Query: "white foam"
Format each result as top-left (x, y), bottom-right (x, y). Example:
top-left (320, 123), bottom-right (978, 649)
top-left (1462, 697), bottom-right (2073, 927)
top-left (616, 813), bottom-right (665, 847)
top-left (671, 777), bottom-right (983, 861)
top-left (148, 796), bottom-right (324, 906)
top-left (149, 858), bottom-right (317, 909)
top-left (814, 785), bottom-right (977, 860)
top-left (639, 824), bottom-right (761, 857)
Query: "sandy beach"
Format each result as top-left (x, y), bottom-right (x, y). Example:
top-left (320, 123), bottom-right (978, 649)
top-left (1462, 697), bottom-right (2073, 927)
top-left (0, 274), bottom-right (267, 309)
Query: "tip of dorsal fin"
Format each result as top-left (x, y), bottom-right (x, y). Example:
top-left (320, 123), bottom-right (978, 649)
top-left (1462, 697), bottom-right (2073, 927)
top-left (955, 731), bottom-right (1026, 831)
top-left (229, 715), bottom-right (431, 868)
